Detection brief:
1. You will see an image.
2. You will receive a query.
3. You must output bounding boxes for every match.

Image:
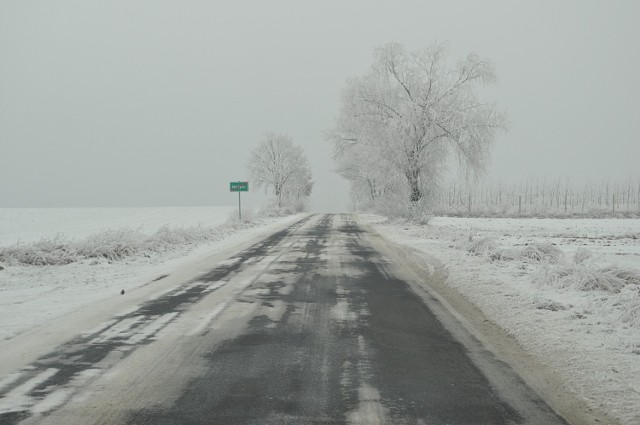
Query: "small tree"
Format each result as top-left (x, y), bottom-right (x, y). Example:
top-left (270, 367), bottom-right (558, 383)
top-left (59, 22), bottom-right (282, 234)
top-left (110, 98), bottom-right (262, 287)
top-left (284, 165), bottom-right (314, 201)
top-left (329, 41), bottom-right (506, 211)
top-left (248, 132), bottom-right (313, 208)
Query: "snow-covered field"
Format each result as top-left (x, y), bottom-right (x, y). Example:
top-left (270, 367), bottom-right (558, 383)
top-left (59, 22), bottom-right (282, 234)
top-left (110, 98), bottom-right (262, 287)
top-left (0, 207), bottom-right (304, 341)
top-left (0, 207), bottom-right (235, 246)
top-left (364, 215), bottom-right (640, 425)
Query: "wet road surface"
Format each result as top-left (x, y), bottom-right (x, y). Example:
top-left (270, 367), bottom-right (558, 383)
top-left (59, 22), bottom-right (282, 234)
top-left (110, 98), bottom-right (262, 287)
top-left (0, 215), bottom-right (567, 424)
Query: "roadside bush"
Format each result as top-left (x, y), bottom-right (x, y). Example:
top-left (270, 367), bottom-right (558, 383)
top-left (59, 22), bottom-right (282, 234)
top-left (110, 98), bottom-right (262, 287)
top-left (618, 286), bottom-right (640, 328)
top-left (535, 263), bottom-right (640, 293)
top-left (1, 235), bottom-right (78, 266)
top-left (226, 208), bottom-right (256, 225)
top-left (257, 198), bottom-right (308, 218)
top-left (467, 237), bottom-right (498, 257)
top-left (521, 244), bottom-right (564, 264)
top-left (0, 220), bottom-right (263, 266)
top-left (76, 228), bottom-right (151, 261)
top-left (489, 248), bottom-right (519, 261)
top-left (573, 248), bottom-right (592, 264)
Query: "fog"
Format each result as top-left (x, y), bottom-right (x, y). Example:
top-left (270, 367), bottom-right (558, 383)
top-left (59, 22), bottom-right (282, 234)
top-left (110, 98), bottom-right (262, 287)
top-left (1, 1), bottom-right (638, 211)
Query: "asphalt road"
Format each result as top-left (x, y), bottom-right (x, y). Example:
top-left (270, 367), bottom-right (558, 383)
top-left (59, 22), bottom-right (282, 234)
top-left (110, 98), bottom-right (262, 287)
top-left (0, 214), bottom-right (568, 424)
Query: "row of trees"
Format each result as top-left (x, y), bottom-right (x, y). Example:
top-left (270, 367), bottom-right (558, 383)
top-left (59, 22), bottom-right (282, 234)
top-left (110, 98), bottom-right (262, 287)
top-left (431, 178), bottom-right (640, 216)
top-left (247, 132), bottom-right (313, 208)
top-left (328, 41), bottom-right (506, 216)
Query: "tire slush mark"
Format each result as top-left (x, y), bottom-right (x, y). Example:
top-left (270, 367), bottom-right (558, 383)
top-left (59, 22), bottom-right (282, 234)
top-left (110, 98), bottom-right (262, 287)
top-left (123, 215), bottom-right (352, 424)
top-left (0, 369), bottom-right (59, 415)
top-left (344, 229), bottom-right (524, 424)
top-left (345, 335), bottom-right (389, 425)
top-left (195, 215), bottom-right (314, 284)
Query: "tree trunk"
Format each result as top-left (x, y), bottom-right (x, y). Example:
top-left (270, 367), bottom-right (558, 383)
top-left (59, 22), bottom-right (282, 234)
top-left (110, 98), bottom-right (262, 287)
top-left (366, 178), bottom-right (377, 202)
top-left (406, 168), bottom-right (421, 203)
top-left (275, 183), bottom-right (282, 207)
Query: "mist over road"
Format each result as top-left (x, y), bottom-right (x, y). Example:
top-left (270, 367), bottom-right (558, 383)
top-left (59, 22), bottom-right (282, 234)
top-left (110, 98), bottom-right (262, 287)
top-left (0, 215), bottom-right (566, 424)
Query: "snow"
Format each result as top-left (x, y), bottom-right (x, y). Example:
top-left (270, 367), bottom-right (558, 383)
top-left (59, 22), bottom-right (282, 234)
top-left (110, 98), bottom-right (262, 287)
top-left (0, 207), bottom-right (235, 246)
top-left (362, 215), bottom-right (640, 425)
top-left (0, 208), bottom-right (303, 342)
top-left (2, 210), bottom-right (638, 422)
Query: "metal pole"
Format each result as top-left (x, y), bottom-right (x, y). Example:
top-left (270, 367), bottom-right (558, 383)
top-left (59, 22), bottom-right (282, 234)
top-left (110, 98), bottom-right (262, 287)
top-left (239, 192), bottom-right (242, 220)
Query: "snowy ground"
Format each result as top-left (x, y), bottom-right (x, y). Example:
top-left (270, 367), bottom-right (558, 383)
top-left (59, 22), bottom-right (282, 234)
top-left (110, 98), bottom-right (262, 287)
top-left (363, 215), bottom-right (640, 425)
top-left (0, 207), bottom-right (235, 246)
top-left (0, 207), bottom-right (304, 341)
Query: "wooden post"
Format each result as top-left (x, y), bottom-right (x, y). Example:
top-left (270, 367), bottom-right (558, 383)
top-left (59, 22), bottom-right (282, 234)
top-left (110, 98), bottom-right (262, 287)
top-left (518, 195), bottom-right (522, 215)
top-left (468, 193), bottom-right (472, 215)
top-left (613, 194), bottom-right (616, 213)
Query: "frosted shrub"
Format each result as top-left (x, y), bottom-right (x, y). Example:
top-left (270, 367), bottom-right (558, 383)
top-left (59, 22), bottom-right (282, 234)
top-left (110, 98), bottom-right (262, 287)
top-left (489, 248), bottom-right (518, 261)
top-left (289, 199), bottom-right (307, 213)
top-left (600, 266), bottom-right (640, 286)
top-left (618, 286), bottom-right (640, 328)
top-left (467, 237), bottom-right (498, 257)
top-left (521, 244), bottom-right (564, 264)
top-left (0, 235), bottom-right (78, 266)
top-left (242, 208), bottom-right (257, 223)
top-left (573, 248), bottom-right (592, 264)
top-left (591, 285), bottom-right (640, 330)
top-left (228, 208), bottom-right (262, 226)
top-left (407, 205), bottom-right (433, 226)
top-left (536, 264), bottom-right (640, 293)
top-left (76, 228), bottom-right (151, 260)
top-left (258, 199), bottom-right (301, 218)
top-left (154, 225), bottom-right (207, 246)
top-left (0, 218), bottom-right (266, 266)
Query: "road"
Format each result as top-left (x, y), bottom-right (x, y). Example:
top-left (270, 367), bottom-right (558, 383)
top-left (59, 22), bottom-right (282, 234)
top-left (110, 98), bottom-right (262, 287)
top-left (0, 214), bottom-right (567, 424)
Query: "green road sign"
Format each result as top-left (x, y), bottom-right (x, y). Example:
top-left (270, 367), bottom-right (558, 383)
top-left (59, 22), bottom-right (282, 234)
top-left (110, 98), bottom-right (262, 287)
top-left (230, 181), bottom-right (249, 192)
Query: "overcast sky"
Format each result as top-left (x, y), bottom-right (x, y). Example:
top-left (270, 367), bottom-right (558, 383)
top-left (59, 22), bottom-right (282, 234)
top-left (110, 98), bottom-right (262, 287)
top-left (1, 1), bottom-right (639, 211)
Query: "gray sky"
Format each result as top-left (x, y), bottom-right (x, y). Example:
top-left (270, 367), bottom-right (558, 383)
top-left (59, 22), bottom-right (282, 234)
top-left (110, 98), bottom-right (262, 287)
top-left (1, 1), bottom-right (639, 211)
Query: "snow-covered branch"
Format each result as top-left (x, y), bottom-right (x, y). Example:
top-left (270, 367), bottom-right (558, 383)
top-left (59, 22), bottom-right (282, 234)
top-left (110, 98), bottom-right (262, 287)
top-left (327, 41), bottom-right (507, 215)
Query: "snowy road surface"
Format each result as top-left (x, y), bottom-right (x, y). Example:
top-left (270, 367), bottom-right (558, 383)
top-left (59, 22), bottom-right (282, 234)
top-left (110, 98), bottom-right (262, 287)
top-left (0, 215), bottom-right (567, 424)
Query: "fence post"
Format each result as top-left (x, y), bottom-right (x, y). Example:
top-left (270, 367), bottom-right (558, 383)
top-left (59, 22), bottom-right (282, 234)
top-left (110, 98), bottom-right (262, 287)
top-left (613, 194), bottom-right (616, 213)
top-left (518, 195), bottom-right (522, 215)
top-left (468, 193), bottom-right (472, 215)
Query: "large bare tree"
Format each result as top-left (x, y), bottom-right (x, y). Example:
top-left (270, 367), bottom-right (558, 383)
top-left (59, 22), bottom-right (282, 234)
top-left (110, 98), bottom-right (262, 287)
top-left (248, 132), bottom-right (313, 207)
top-left (329, 42), bottom-right (506, 209)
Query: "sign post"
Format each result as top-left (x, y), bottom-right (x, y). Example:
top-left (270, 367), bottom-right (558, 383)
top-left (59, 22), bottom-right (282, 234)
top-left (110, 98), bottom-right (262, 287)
top-left (229, 181), bottom-right (249, 219)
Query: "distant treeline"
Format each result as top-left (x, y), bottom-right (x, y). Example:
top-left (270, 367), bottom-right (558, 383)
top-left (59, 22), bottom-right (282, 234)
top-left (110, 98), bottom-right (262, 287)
top-left (432, 178), bottom-right (640, 218)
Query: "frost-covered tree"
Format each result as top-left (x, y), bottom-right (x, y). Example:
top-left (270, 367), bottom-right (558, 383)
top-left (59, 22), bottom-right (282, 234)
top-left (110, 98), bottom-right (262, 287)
top-left (248, 132), bottom-right (313, 207)
top-left (328, 42), bottom-right (506, 210)
top-left (284, 165), bottom-right (314, 201)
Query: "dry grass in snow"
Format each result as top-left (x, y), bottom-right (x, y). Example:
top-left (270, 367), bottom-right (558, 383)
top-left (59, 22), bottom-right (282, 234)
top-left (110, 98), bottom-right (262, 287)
top-left (0, 214), bottom-right (253, 266)
top-left (465, 234), bottom-right (639, 294)
top-left (536, 263), bottom-right (640, 293)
